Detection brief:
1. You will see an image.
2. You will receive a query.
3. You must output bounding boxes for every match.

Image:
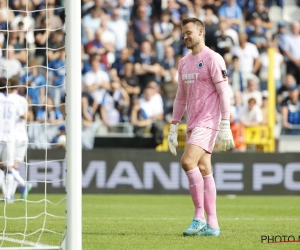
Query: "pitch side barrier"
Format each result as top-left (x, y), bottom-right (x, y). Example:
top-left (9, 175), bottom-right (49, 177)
top-left (19, 149), bottom-right (300, 195)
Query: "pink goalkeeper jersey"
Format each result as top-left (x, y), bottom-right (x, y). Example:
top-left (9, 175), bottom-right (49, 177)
top-left (172, 46), bottom-right (230, 131)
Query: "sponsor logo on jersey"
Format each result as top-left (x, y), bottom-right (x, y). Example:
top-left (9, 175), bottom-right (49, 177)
top-left (182, 73), bottom-right (199, 84)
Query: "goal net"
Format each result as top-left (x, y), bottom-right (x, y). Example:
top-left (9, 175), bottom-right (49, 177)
top-left (0, 0), bottom-right (81, 249)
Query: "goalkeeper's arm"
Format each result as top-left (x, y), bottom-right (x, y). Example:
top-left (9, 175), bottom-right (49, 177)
top-left (215, 80), bottom-right (235, 151)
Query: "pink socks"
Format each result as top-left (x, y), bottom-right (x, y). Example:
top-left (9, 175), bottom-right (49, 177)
top-left (186, 168), bottom-right (205, 222)
top-left (203, 173), bottom-right (219, 228)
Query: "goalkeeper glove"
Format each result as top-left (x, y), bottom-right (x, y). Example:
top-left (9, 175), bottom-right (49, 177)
top-left (215, 120), bottom-right (235, 151)
top-left (168, 123), bottom-right (179, 156)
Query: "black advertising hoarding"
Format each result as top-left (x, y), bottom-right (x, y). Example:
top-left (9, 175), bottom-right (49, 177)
top-left (19, 149), bottom-right (300, 195)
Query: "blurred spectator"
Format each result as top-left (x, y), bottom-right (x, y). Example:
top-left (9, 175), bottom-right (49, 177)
top-left (83, 55), bottom-right (111, 105)
top-left (81, 5), bottom-right (102, 46)
top-left (282, 21), bottom-right (300, 86)
top-left (36, 97), bottom-right (64, 125)
top-left (203, 0), bottom-right (222, 15)
top-left (214, 20), bottom-right (235, 57)
top-left (163, 0), bottom-right (182, 25)
top-left (111, 47), bottom-right (134, 78)
top-left (230, 32), bottom-right (260, 74)
top-left (5, 25), bottom-right (27, 64)
top-left (265, 0), bottom-right (283, 8)
top-left (86, 28), bottom-right (110, 70)
top-left (48, 29), bottom-right (65, 61)
top-left (108, 8), bottom-right (129, 54)
top-left (260, 90), bottom-right (269, 125)
top-left (275, 21), bottom-right (287, 54)
top-left (115, 0), bottom-right (132, 23)
top-left (231, 90), bottom-right (245, 123)
top-left (163, 24), bottom-right (183, 56)
top-left (129, 5), bottom-right (154, 49)
top-left (227, 55), bottom-right (246, 92)
top-left (131, 0), bottom-right (154, 21)
top-left (258, 35), bottom-right (284, 91)
top-left (218, 0), bottom-right (243, 32)
top-left (187, 0), bottom-right (205, 21)
top-left (281, 85), bottom-right (300, 135)
top-left (48, 47), bottom-right (66, 106)
top-left (139, 83), bottom-right (164, 121)
top-left (247, 15), bottom-right (268, 54)
top-left (160, 67), bottom-right (178, 121)
top-left (0, 45), bottom-right (22, 79)
top-left (98, 15), bottom-right (116, 67)
top-left (160, 45), bottom-right (175, 82)
top-left (130, 96), bottom-right (152, 137)
top-left (242, 77), bottom-right (262, 107)
top-left (214, 19), bottom-right (239, 45)
top-left (230, 91), bottom-right (247, 152)
top-left (277, 74), bottom-right (297, 109)
top-left (34, 17), bottom-right (52, 65)
top-left (82, 52), bottom-right (107, 76)
top-left (188, 0), bottom-right (218, 24)
top-left (245, 0), bottom-right (272, 30)
top-left (19, 59), bottom-right (46, 114)
top-left (100, 80), bottom-right (130, 129)
top-left (10, 4), bottom-right (35, 46)
top-left (82, 94), bottom-right (95, 128)
top-left (120, 60), bottom-right (140, 101)
top-left (153, 10), bottom-right (174, 62)
top-left (26, 96), bottom-right (35, 122)
top-left (134, 40), bottom-right (160, 93)
top-left (203, 8), bottom-right (219, 49)
top-left (0, 0), bottom-right (15, 30)
top-left (240, 97), bottom-right (263, 126)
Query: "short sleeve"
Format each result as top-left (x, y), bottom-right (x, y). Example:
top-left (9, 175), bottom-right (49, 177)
top-left (218, 6), bottom-right (225, 17)
top-left (36, 109), bottom-right (44, 119)
top-left (250, 43), bottom-right (260, 59)
top-left (281, 36), bottom-right (290, 53)
top-left (210, 53), bottom-right (227, 84)
top-left (84, 72), bottom-right (94, 86)
top-left (19, 74), bottom-right (26, 84)
top-left (55, 108), bottom-right (63, 119)
top-left (39, 75), bottom-right (46, 87)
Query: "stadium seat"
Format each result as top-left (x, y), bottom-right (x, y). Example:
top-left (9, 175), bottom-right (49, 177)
top-left (283, 6), bottom-right (300, 23)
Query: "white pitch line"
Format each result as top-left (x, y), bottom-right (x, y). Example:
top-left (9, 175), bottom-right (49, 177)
top-left (0, 236), bottom-right (53, 248)
top-left (82, 217), bottom-right (298, 221)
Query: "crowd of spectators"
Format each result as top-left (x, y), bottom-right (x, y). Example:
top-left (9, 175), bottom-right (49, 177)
top-left (1, 0), bottom-right (300, 149)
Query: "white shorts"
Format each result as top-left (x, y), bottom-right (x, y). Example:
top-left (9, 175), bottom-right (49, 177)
top-left (15, 141), bottom-right (28, 162)
top-left (0, 141), bottom-right (15, 167)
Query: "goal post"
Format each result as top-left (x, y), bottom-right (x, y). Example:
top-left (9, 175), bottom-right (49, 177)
top-left (65, 0), bottom-right (82, 249)
top-left (0, 0), bottom-right (82, 249)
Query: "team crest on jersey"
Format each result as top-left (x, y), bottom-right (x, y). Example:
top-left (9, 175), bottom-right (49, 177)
top-left (197, 60), bottom-right (204, 69)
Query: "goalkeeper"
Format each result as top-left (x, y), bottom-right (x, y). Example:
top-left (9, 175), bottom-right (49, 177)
top-left (168, 18), bottom-right (234, 237)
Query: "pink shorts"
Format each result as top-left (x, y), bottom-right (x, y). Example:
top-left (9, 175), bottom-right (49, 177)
top-left (186, 126), bottom-right (219, 154)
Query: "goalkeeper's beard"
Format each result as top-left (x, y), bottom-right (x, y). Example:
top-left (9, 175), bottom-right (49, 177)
top-left (186, 40), bottom-right (200, 50)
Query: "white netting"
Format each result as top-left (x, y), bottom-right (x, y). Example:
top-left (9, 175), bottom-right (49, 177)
top-left (0, 1), bottom-right (66, 248)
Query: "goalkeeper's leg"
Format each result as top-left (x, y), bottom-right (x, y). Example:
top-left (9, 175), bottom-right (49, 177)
top-left (197, 153), bottom-right (220, 236)
top-left (181, 143), bottom-right (207, 236)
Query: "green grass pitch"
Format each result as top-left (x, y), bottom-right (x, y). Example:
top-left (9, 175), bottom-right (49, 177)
top-left (0, 195), bottom-right (299, 249)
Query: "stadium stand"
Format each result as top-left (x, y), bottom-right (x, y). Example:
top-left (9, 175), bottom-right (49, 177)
top-left (0, 0), bottom-right (299, 151)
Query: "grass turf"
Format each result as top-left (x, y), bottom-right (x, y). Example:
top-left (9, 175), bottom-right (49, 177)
top-left (0, 195), bottom-right (299, 249)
